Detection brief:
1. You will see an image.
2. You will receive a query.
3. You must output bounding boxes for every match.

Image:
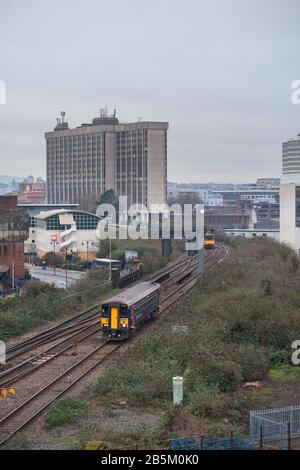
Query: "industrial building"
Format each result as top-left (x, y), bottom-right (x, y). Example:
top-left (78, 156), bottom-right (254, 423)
top-left (46, 110), bottom-right (168, 208)
top-left (205, 213), bottom-right (249, 230)
top-left (256, 178), bottom-right (280, 190)
top-left (0, 195), bottom-right (29, 287)
top-left (18, 176), bottom-right (46, 202)
top-left (280, 131), bottom-right (300, 253)
top-left (212, 189), bottom-right (279, 204)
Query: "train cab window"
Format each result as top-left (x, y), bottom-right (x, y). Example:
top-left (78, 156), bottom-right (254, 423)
top-left (101, 305), bottom-right (109, 317)
top-left (120, 305), bottom-right (128, 318)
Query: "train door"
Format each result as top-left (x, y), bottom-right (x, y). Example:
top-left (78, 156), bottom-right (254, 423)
top-left (110, 307), bottom-right (119, 329)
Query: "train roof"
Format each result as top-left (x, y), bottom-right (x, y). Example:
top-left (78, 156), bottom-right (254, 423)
top-left (105, 282), bottom-right (160, 306)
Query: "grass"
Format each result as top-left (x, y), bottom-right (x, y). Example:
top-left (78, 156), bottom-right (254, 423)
top-left (92, 237), bottom-right (300, 440)
top-left (45, 397), bottom-right (88, 429)
top-left (1, 433), bottom-right (29, 450)
top-left (267, 364), bottom-right (300, 380)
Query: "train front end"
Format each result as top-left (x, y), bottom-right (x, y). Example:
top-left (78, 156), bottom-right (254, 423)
top-left (100, 303), bottom-right (131, 340)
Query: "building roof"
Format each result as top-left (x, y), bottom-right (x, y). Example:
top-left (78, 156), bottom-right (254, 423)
top-left (19, 203), bottom-right (79, 207)
top-left (35, 209), bottom-right (101, 220)
top-left (105, 282), bottom-right (160, 306)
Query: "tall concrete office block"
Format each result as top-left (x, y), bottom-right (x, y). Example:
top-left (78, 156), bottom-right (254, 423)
top-left (46, 110), bottom-right (168, 208)
top-left (280, 132), bottom-right (300, 252)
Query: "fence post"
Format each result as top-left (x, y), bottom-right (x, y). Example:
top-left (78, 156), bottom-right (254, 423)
top-left (259, 426), bottom-right (263, 449)
top-left (287, 422), bottom-right (291, 450)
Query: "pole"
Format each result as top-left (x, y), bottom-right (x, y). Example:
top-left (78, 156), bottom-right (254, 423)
top-left (287, 422), bottom-right (291, 450)
top-left (259, 426), bottom-right (263, 449)
top-left (12, 258), bottom-right (15, 292)
top-left (53, 242), bottom-right (56, 276)
top-left (109, 236), bottom-right (112, 281)
top-left (65, 248), bottom-right (68, 288)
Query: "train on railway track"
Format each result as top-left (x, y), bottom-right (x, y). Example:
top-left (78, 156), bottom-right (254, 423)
top-left (204, 232), bottom-right (215, 249)
top-left (100, 281), bottom-right (160, 340)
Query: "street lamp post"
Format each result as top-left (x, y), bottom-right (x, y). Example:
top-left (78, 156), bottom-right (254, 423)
top-left (82, 240), bottom-right (94, 271)
top-left (65, 248), bottom-right (68, 288)
top-left (109, 236), bottom-right (112, 281)
top-left (50, 234), bottom-right (58, 277)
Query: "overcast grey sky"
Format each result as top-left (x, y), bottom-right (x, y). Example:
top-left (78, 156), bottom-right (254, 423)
top-left (0, 0), bottom-right (300, 182)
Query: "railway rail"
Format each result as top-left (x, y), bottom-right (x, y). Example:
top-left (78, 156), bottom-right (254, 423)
top-left (4, 255), bottom-right (195, 364)
top-left (0, 243), bottom-right (228, 447)
top-left (0, 244), bottom-right (226, 391)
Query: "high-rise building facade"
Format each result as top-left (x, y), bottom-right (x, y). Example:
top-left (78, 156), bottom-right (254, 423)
top-left (46, 110), bottom-right (168, 208)
top-left (280, 132), bottom-right (300, 252)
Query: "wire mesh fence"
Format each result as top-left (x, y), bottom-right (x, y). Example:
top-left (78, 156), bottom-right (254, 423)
top-left (250, 405), bottom-right (300, 445)
top-left (170, 434), bottom-right (259, 450)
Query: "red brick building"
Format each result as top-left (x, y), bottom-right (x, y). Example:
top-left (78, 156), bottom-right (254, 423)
top-left (0, 195), bottom-right (29, 287)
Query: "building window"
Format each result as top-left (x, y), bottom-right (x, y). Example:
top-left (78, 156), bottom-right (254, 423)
top-left (296, 187), bottom-right (300, 227)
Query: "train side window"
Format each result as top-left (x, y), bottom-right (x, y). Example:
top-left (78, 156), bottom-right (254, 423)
top-left (101, 305), bottom-right (109, 317)
top-left (120, 304), bottom-right (128, 318)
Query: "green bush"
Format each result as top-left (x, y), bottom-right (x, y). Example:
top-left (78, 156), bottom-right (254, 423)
top-left (0, 270), bottom-right (108, 341)
top-left (92, 237), bottom-right (300, 427)
top-left (45, 397), bottom-right (87, 429)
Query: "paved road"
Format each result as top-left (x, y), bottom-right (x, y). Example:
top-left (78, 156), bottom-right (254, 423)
top-left (27, 266), bottom-right (86, 289)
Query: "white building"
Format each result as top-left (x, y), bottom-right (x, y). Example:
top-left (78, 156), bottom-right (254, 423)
top-left (222, 228), bottom-right (279, 241)
top-left (280, 132), bottom-right (300, 253)
top-left (240, 193), bottom-right (277, 204)
top-left (34, 209), bottom-right (101, 259)
top-left (167, 187), bottom-right (223, 207)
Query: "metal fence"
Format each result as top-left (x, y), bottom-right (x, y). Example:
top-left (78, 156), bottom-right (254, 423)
top-left (170, 435), bottom-right (258, 450)
top-left (250, 405), bottom-right (300, 443)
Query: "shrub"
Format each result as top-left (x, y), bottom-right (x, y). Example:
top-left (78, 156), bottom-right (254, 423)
top-left (92, 237), bottom-right (300, 427)
top-left (202, 358), bottom-right (243, 392)
top-left (186, 382), bottom-right (241, 421)
top-left (45, 397), bottom-right (87, 429)
top-left (0, 270), bottom-right (108, 341)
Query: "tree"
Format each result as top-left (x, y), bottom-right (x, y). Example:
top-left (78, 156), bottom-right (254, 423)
top-left (91, 189), bottom-right (119, 214)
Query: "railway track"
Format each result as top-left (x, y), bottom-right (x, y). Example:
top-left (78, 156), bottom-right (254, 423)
top-left (0, 256), bottom-right (199, 389)
top-left (0, 341), bottom-right (121, 446)
top-left (5, 280), bottom-right (111, 362)
top-left (0, 245), bottom-right (225, 391)
top-left (3, 255), bottom-right (196, 365)
top-left (0, 244), bottom-right (228, 447)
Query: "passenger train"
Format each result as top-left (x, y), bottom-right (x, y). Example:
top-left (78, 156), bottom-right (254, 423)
top-left (100, 282), bottom-right (160, 340)
top-left (204, 232), bottom-right (215, 249)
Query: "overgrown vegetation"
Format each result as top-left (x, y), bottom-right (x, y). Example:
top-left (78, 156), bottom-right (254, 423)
top-left (0, 270), bottom-right (108, 341)
top-left (1, 433), bottom-right (29, 450)
top-left (97, 239), bottom-right (185, 274)
top-left (0, 239), bottom-right (185, 342)
top-left (93, 238), bottom-right (300, 435)
top-left (45, 397), bottom-right (88, 429)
